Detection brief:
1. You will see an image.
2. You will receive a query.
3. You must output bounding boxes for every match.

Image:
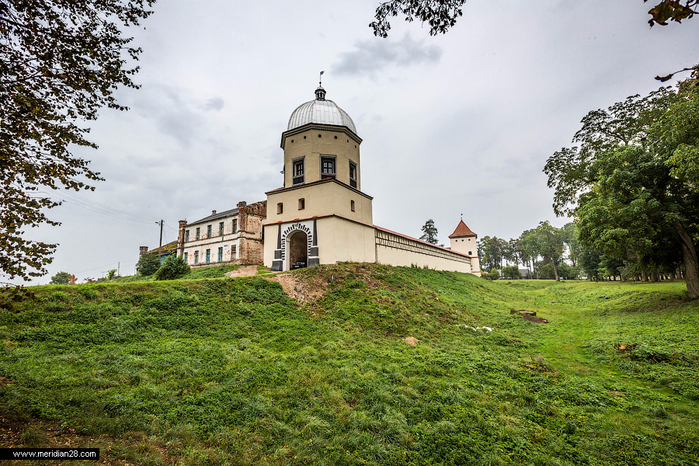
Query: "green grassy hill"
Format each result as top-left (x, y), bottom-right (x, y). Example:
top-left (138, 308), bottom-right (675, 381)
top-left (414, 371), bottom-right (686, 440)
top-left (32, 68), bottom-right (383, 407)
top-left (1, 264), bottom-right (698, 465)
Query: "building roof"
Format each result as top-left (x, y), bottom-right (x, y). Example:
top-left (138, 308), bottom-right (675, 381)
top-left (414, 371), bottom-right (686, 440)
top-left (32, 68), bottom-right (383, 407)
top-left (188, 207), bottom-right (239, 227)
top-left (149, 241), bottom-right (178, 256)
top-left (287, 86), bottom-right (357, 135)
top-left (448, 220), bottom-right (477, 238)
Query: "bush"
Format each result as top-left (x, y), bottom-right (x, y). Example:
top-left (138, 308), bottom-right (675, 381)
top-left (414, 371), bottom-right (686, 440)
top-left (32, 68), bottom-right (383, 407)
top-left (154, 256), bottom-right (190, 281)
top-left (49, 271), bottom-right (71, 285)
top-left (486, 269), bottom-right (500, 280)
top-left (136, 254), bottom-right (160, 276)
top-left (502, 265), bottom-right (521, 279)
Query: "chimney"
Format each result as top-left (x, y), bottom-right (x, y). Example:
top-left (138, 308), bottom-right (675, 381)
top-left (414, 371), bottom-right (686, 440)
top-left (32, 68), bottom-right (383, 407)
top-left (177, 220), bottom-right (187, 257)
top-left (212, 210), bottom-right (217, 215)
top-left (139, 246), bottom-right (148, 256)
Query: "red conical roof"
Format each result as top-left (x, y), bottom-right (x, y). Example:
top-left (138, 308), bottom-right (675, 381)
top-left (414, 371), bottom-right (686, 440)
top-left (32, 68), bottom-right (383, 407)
top-left (449, 220), bottom-right (476, 238)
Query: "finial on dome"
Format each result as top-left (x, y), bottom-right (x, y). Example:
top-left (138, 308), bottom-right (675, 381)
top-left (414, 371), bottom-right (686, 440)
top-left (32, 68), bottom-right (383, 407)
top-left (316, 71), bottom-right (326, 100)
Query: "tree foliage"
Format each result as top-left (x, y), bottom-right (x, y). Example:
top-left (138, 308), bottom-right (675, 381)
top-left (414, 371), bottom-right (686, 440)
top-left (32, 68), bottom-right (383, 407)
top-left (502, 265), bottom-right (521, 280)
top-left (154, 256), bottom-right (190, 281)
top-left (49, 271), bottom-right (70, 285)
top-left (0, 0), bottom-right (154, 280)
top-left (371, 1), bottom-right (697, 38)
top-left (419, 219), bottom-right (439, 245)
top-left (477, 236), bottom-right (506, 272)
top-left (544, 78), bottom-right (699, 298)
top-left (533, 221), bottom-right (565, 281)
top-left (136, 254), bottom-right (160, 277)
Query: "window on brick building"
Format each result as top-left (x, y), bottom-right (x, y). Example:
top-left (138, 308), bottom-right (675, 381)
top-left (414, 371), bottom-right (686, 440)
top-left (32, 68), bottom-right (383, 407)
top-left (218, 247), bottom-right (223, 262)
top-left (195, 227), bottom-right (200, 240)
top-left (232, 219), bottom-right (238, 233)
top-left (185, 230), bottom-right (190, 242)
top-left (207, 225), bottom-right (212, 238)
top-left (206, 249), bottom-right (211, 263)
top-left (184, 252), bottom-right (188, 263)
top-left (219, 222), bottom-right (224, 236)
top-left (194, 251), bottom-right (199, 264)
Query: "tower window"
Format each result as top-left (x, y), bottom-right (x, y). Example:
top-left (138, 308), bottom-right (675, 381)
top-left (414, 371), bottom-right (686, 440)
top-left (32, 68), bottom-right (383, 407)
top-left (293, 158), bottom-right (304, 185)
top-left (321, 156), bottom-right (336, 179)
top-left (351, 200), bottom-right (355, 212)
top-left (349, 161), bottom-right (357, 188)
top-left (277, 203), bottom-right (283, 214)
top-left (298, 198), bottom-right (305, 210)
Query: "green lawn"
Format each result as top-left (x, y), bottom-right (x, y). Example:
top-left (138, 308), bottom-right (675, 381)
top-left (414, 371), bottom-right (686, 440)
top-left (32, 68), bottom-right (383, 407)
top-left (1, 264), bottom-right (697, 465)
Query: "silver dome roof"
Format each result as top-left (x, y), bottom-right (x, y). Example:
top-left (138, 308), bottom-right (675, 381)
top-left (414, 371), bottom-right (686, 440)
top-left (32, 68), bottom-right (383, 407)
top-left (287, 87), bottom-right (357, 135)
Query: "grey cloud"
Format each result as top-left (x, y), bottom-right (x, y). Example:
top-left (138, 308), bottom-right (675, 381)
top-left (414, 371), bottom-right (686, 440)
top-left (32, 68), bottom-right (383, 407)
top-left (203, 97), bottom-right (224, 111)
top-left (332, 33), bottom-right (442, 77)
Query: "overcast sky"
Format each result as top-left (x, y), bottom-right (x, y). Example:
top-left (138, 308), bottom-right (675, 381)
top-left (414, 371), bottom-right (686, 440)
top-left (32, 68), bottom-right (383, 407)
top-left (19, 0), bottom-right (699, 283)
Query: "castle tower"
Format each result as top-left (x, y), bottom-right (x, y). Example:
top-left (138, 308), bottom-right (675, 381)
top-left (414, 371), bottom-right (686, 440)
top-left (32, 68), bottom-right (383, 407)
top-left (263, 85), bottom-right (375, 271)
top-left (449, 219), bottom-right (480, 272)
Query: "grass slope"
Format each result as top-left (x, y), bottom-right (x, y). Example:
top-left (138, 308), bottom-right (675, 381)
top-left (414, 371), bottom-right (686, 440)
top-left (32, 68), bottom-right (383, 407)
top-left (1, 264), bottom-right (698, 465)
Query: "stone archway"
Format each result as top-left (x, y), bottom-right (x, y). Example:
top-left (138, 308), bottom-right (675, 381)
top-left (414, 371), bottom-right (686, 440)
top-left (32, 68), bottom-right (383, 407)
top-left (287, 230), bottom-right (308, 269)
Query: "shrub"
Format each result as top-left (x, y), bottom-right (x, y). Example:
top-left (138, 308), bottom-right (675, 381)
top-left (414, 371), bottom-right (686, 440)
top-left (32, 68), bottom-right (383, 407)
top-left (154, 256), bottom-right (190, 281)
top-left (49, 271), bottom-right (71, 285)
top-left (486, 269), bottom-right (500, 280)
top-left (502, 265), bottom-right (521, 279)
top-left (136, 254), bottom-right (160, 276)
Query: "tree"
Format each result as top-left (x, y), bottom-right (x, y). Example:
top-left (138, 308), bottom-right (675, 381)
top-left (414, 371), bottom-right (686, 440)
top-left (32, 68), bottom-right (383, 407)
top-left (371, 1), bottom-right (697, 38)
top-left (107, 269), bottom-right (117, 280)
top-left (544, 78), bottom-right (699, 297)
top-left (0, 0), bottom-right (154, 281)
top-left (533, 221), bottom-right (565, 281)
top-left (518, 229), bottom-right (539, 278)
top-left (579, 245), bottom-right (603, 281)
top-left (136, 254), bottom-right (160, 277)
top-left (154, 256), bottom-right (190, 281)
top-left (477, 235), bottom-right (505, 272)
top-left (49, 271), bottom-right (71, 285)
top-left (420, 219), bottom-right (439, 244)
top-left (561, 222), bottom-right (581, 267)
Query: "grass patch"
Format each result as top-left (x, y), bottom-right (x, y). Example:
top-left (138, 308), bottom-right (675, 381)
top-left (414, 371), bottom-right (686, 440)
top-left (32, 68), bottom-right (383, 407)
top-left (1, 265), bottom-right (698, 464)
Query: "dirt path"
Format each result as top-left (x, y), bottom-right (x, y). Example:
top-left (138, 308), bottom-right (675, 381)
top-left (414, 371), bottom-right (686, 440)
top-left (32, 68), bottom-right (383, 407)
top-left (266, 272), bottom-right (327, 304)
top-left (225, 265), bottom-right (258, 278)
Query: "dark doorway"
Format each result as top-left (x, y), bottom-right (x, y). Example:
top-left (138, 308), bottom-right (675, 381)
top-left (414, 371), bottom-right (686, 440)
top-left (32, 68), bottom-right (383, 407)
top-left (288, 231), bottom-right (308, 269)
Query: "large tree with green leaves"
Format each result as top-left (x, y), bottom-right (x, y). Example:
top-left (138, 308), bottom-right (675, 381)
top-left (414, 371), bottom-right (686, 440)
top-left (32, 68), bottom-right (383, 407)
top-left (533, 221), bottom-right (565, 281)
top-left (0, 0), bottom-right (154, 281)
top-left (544, 78), bottom-right (699, 298)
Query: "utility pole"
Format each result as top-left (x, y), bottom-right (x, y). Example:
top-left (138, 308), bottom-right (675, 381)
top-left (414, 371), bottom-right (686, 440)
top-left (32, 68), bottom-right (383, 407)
top-left (156, 220), bottom-right (164, 249)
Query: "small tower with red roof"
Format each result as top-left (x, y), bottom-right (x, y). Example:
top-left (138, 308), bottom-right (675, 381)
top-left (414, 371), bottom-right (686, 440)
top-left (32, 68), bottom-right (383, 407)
top-left (449, 219), bottom-right (480, 273)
